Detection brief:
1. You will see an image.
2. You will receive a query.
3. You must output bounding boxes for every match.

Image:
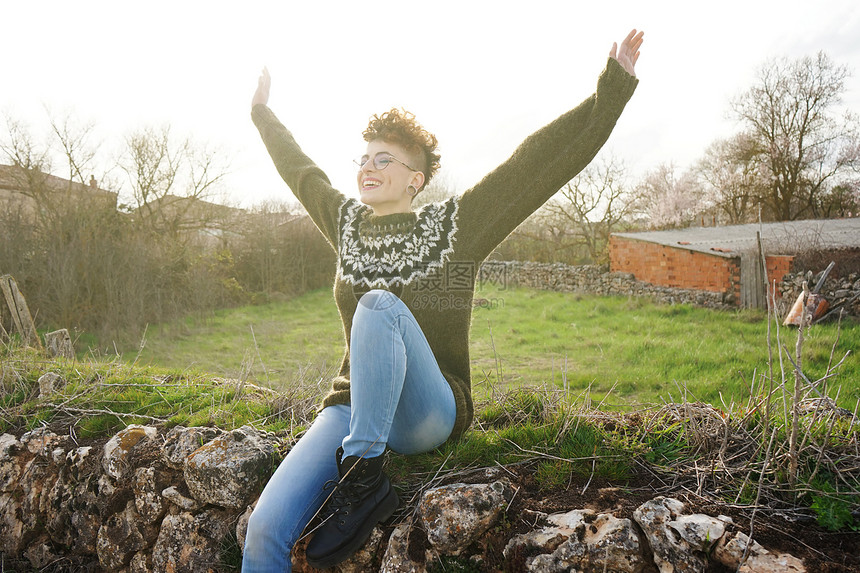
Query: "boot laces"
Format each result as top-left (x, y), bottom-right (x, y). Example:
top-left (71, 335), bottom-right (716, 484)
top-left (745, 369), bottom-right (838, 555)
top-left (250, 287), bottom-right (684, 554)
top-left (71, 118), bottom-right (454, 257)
top-left (320, 479), bottom-right (365, 524)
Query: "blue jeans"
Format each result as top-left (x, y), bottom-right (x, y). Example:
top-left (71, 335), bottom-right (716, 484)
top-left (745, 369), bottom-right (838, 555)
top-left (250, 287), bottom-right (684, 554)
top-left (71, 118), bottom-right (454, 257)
top-left (242, 290), bottom-right (457, 572)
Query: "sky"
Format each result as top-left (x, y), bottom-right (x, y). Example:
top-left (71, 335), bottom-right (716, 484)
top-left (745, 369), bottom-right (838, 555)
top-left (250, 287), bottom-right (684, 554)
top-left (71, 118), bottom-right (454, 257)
top-left (3, 1), bottom-right (860, 208)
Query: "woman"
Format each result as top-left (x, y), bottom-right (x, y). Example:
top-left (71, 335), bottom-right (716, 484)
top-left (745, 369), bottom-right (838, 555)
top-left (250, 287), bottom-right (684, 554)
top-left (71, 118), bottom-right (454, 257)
top-left (243, 29), bottom-right (643, 572)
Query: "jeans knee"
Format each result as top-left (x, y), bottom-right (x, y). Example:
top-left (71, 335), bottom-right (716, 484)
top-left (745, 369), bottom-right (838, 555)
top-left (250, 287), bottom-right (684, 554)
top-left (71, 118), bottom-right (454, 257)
top-left (245, 505), bottom-right (271, 543)
top-left (245, 505), bottom-right (266, 537)
top-left (358, 289), bottom-right (401, 311)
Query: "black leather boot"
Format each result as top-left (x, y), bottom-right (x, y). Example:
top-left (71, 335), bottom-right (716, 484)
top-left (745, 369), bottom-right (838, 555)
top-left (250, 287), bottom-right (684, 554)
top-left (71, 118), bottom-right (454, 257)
top-left (305, 447), bottom-right (399, 569)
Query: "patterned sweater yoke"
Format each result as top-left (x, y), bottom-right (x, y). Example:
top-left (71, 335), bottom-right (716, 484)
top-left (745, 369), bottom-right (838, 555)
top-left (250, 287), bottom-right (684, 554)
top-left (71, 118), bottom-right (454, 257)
top-left (251, 57), bottom-right (638, 440)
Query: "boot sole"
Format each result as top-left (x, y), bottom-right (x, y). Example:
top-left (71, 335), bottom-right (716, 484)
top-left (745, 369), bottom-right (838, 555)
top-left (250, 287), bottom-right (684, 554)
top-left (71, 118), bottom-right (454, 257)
top-left (306, 487), bottom-right (399, 569)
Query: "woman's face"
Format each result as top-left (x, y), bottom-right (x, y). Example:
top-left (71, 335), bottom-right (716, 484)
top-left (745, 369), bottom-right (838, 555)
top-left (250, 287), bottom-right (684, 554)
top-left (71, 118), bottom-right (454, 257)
top-left (356, 139), bottom-right (423, 215)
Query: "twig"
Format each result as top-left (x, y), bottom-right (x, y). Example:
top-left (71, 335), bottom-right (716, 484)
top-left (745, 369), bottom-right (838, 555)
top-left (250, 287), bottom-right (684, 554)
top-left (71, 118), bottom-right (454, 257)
top-left (504, 439), bottom-right (623, 463)
top-left (131, 323), bottom-right (148, 367)
top-left (808, 397), bottom-right (841, 485)
top-left (487, 319), bottom-right (503, 397)
top-left (822, 310), bottom-right (843, 394)
top-left (505, 486), bottom-right (520, 514)
top-left (774, 293), bottom-right (789, 426)
top-left (494, 460), bottom-right (517, 478)
top-left (739, 426), bottom-right (777, 571)
top-left (249, 324), bottom-right (269, 383)
top-left (763, 280), bottom-right (777, 444)
top-left (780, 343), bottom-right (823, 398)
top-left (47, 405), bottom-right (166, 423)
top-left (596, 380), bottom-right (618, 410)
top-left (582, 455), bottom-right (597, 496)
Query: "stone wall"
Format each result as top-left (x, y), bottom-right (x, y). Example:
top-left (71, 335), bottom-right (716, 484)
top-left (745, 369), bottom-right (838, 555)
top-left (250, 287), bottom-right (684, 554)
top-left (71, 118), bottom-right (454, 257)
top-left (481, 260), bottom-right (860, 318)
top-left (480, 260), bottom-right (735, 309)
top-left (0, 423), bottom-right (274, 571)
top-left (0, 422), bottom-right (806, 572)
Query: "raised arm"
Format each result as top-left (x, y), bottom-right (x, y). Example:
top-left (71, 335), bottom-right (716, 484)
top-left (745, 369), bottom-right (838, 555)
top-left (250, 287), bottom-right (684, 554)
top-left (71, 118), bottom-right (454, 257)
top-left (251, 67), bottom-right (345, 249)
top-left (456, 31), bottom-right (643, 262)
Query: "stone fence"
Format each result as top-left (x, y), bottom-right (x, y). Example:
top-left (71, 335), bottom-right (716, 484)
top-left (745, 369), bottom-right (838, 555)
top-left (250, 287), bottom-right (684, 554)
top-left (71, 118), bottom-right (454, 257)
top-left (1, 420), bottom-right (805, 572)
top-left (480, 261), bottom-right (860, 318)
top-left (480, 261), bottom-right (734, 310)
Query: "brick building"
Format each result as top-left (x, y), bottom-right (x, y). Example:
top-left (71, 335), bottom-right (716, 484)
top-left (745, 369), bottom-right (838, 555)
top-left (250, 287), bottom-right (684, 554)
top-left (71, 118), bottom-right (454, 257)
top-left (609, 219), bottom-right (860, 308)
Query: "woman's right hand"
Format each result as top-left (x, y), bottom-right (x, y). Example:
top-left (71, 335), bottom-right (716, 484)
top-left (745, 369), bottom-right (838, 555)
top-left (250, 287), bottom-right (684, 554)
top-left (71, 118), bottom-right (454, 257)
top-left (252, 67), bottom-right (271, 109)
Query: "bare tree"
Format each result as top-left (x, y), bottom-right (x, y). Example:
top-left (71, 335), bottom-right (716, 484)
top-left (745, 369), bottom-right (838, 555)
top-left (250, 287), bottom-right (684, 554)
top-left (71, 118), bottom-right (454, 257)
top-left (540, 155), bottom-right (635, 263)
top-left (48, 111), bottom-right (101, 189)
top-left (1, 114), bottom-right (131, 333)
top-left (1, 113), bottom-right (243, 339)
top-left (0, 115), bottom-right (53, 209)
top-left (499, 205), bottom-right (577, 263)
top-left (731, 52), bottom-right (860, 220)
top-left (119, 126), bottom-right (230, 239)
top-left (696, 133), bottom-right (766, 224)
top-left (632, 162), bottom-right (705, 229)
top-left (816, 182), bottom-right (860, 218)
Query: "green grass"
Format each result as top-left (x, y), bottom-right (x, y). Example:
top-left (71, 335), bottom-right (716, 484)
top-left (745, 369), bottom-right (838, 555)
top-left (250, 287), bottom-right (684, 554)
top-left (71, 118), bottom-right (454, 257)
top-left (3, 282), bottom-right (856, 535)
top-left (471, 285), bottom-right (859, 407)
top-left (0, 347), bottom-right (310, 439)
top-left (122, 285), bottom-right (860, 409)
top-left (126, 287), bottom-right (344, 386)
top-left (385, 388), bottom-right (634, 490)
top-left (3, 317), bottom-right (858, 531)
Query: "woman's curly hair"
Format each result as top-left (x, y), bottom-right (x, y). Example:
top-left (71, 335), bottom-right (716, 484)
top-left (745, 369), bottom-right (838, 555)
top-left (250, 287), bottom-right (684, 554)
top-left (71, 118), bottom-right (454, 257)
top-left (363, 108), bottom-right (441, 189)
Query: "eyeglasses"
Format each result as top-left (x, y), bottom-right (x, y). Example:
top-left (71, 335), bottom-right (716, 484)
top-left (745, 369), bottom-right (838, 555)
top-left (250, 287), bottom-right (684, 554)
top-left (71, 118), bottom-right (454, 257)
top-left (354, 152), bottom-right (418, 172)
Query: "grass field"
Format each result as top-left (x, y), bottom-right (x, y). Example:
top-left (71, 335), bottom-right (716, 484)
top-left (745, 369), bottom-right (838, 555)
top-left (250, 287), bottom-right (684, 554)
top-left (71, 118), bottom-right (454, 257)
top-left (3, 285), bottom-right (857, 535)
top-left (125, 285), bottom-right (860, 409)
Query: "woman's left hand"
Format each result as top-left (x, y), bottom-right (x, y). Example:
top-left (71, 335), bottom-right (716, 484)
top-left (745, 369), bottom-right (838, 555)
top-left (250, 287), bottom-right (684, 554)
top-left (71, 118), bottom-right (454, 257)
top-left (252, 67), bottom-right (271, 109)
top-left (610, 29), bottom-right (644, 77)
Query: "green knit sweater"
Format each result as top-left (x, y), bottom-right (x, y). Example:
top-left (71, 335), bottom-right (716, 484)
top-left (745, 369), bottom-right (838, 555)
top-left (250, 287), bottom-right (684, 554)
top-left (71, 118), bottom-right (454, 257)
top-left (252, 58), bottom-right (638, 440)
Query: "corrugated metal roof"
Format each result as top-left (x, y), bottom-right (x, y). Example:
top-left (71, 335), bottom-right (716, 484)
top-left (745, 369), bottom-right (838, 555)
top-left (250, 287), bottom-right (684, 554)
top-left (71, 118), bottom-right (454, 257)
top-left (613, 218), bottom-right (860, 258)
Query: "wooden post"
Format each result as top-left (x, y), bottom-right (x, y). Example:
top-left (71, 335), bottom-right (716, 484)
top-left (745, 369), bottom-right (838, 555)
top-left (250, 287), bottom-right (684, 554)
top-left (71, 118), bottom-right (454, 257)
top-left (0, 280), bottom-right (9, 341)
top-left (0, 274), bottom-right (43, 349)
top-left (740, 250), bottom-right (765, 309)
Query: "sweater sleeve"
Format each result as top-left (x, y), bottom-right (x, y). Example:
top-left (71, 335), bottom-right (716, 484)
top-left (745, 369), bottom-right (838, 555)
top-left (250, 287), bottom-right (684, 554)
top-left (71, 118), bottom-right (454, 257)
top-left (455, 58), bottom-right (639, 262)
top-left (251, 104), bottom-right (345, 249)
